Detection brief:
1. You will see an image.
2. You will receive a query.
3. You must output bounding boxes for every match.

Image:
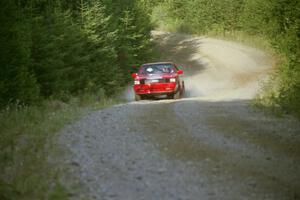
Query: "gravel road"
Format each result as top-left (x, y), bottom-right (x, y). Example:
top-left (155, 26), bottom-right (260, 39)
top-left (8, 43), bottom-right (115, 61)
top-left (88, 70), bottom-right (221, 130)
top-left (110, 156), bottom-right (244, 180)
top-left (58, 32), bottom-right (300, 200)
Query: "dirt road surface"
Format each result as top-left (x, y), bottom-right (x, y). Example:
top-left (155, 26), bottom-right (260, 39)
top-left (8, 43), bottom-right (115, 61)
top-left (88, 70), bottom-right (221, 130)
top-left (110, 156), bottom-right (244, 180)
top-left (58, 32), bottom-right (300, 200)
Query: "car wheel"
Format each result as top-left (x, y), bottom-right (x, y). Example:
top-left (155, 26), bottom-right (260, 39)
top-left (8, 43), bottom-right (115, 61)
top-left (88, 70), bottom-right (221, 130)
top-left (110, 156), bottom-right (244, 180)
top-left (174, 91), bottom-right (181, 99)
top-left (180, 81), bottom-right (185, 97)
top-left (167, 94), bottom-right (174, 99)
top-left (135, 94), bottom-right (142, 101)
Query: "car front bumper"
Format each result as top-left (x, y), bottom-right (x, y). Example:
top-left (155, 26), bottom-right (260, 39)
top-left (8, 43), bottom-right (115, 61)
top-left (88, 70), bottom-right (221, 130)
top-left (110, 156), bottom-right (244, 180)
top-left (134, 82), bottom-right (177, 95)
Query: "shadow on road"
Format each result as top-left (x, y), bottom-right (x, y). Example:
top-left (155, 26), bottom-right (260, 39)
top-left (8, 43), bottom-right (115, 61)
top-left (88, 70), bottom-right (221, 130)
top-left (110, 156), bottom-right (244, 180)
top-left (152, 31), bottom-right (207, 76)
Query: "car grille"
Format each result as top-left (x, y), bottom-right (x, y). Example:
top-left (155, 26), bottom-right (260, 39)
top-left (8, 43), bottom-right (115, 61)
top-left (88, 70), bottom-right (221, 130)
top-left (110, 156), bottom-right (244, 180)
top-left (140, 78), bottom-right (170, 84)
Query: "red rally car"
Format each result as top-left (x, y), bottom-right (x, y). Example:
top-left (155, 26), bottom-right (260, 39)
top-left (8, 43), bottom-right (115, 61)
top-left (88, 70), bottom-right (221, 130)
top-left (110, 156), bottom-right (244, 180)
top-left (131, 62), bottom-right (185, 101)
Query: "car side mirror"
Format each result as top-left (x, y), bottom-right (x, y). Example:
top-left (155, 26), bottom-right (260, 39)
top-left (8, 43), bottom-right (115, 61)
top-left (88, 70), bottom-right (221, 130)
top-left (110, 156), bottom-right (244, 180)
top-left (177, 70), bottom-right (183, 75)
top-left (131, 73), bottom-right (138, 78)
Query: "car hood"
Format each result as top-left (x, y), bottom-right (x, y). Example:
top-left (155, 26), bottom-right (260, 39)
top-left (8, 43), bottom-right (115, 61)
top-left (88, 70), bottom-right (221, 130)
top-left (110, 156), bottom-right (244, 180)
top-left (136, 73), bottom-right (177, 80)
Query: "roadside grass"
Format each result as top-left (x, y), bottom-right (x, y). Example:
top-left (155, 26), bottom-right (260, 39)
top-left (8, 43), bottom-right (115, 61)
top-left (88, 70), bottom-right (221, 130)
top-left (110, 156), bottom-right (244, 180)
top-left (0, 93), bottom-right (121, 200)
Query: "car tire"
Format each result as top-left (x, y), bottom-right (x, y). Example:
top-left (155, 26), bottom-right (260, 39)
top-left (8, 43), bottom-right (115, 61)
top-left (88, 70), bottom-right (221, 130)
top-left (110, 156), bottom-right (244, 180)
top-left (173, 91), bottom-right (180, 99)
top-left (135, 94), bottom-right (142, 101)
top-left (180, 81), bottom-right (185, 97)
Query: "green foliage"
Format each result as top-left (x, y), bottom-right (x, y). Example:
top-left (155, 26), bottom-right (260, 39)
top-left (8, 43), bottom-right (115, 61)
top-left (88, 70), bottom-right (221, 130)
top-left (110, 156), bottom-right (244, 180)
top-left (0, 1), bottom-right (40, 106)
top-left (0, 0), bottom-right (154, 106)
top-left (101, 0), bottom-right (154, 83)
top-left (0, 0), bottom-right (154, 199)
top-left (152, 0), bottom-right (245, 34)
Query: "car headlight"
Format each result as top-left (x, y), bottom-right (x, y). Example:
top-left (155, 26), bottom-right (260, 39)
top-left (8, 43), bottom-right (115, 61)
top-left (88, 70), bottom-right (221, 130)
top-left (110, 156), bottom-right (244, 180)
top-left (170, 78), bottom-right (176, 82)
top-left (134, 80), bottom-right (140, 85)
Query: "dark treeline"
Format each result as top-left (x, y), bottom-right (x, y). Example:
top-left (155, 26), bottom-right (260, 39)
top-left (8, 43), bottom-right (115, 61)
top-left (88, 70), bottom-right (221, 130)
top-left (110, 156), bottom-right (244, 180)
top-left (0, 0), bottom-right (153, 107)
top-left (1, 1), bottom-right (154, 198)
top-left (151, 0), bottom-right (300, 116)
top-left (3, 0), bottom-right (298, 115)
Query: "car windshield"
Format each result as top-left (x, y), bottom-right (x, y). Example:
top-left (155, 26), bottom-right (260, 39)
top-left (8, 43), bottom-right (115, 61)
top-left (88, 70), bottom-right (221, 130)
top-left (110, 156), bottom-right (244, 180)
top-left (139, 64), bottom-right (176, 74)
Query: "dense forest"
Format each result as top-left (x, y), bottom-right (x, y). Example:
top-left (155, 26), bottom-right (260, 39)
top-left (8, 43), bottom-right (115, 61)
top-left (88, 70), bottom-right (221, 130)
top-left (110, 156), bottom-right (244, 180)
top-left (0, 0), bottom-right (154, 107)
top-left (0, 1), bottom-right (155, 199)
top-left (150, 0), bottom-right (300, 116)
